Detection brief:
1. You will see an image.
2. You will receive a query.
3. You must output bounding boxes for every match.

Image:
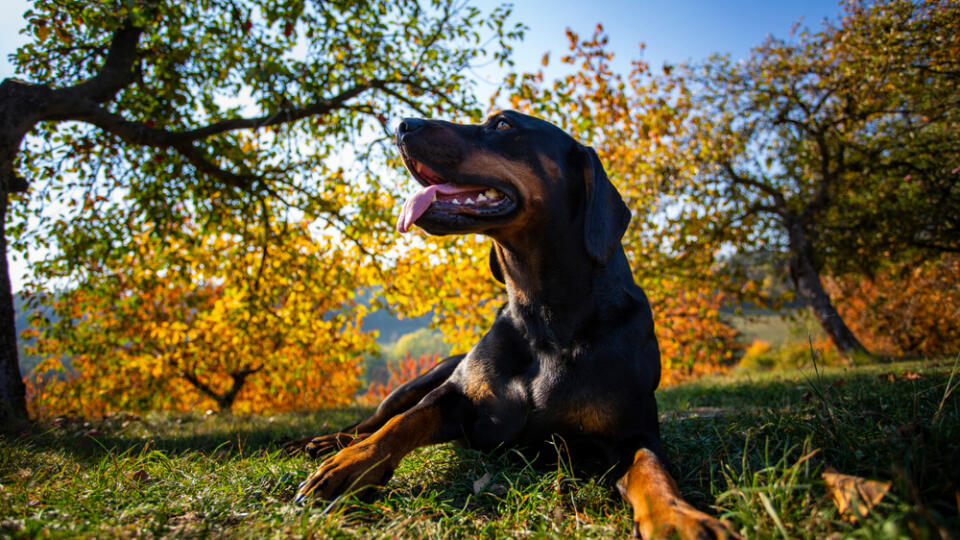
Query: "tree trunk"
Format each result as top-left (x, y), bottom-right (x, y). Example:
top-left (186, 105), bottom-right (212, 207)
top-left (0, 186), bottom-right (28, 430)
top-left (0, 80), bottom-right (39, 430)
top-left (787, 220), bottom-right (869, 355)
top-left (182, 366), bottom-right (260, 412)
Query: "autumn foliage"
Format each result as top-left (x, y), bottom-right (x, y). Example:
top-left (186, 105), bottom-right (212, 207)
top-left (362, 353), bottom-right (442, 405)
top-left (652, 278), bottom-right (739, 385)
top-left (825, 255), bottom-right (960, 358)
top-left (25, 218), bottom-right (377, 416)
top-left (1, 0), bottom-right (523, 422)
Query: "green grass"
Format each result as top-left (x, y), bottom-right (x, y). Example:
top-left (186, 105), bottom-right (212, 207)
top-left (724, 310), bottom-right (827, 348)
top-left (2, 357), bottom-right (959, 538)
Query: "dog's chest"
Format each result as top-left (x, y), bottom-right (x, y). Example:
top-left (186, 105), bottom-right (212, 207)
top-left (526, 352), bottom-right (623, 438)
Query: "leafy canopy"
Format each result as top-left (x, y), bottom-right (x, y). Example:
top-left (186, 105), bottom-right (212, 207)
top-left (11, 0), bottom-right (524, 414)
top-left (10, 0), bottom-right (523, 288)
top-left (668, 0), bottom-right (960, 274)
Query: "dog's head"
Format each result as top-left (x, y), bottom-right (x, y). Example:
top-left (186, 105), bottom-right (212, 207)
top-left (395, 110), bottom-right (630, 266)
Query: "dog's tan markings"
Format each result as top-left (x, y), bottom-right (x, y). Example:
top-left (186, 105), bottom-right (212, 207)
top-left (295, 402), bottom-right (446, 501)
top-left (565, 401), bottom-right (615, 435)
top-left (461, 359), bottom-right (496, 402)
top-left (536, 152), bottom-right (563, 181)
top-left (617, 449), bottom-right (742, 539)
top-left (465, 379), bottom-right (495, 402)
top-left (485, 110), bottom-right (504, 122)
top-left (493, 239), bottom-right (543, 305)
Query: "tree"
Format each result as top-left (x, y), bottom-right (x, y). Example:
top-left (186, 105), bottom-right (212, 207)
top-left (27, 214), bottom-right (377, 415)
top-left (0, 0), bottom-right (522, 425)
top-left (659, 0), bottom-right (960, 353)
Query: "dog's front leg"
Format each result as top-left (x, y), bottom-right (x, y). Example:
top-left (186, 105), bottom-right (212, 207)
top-left (294, 384), bottom-right (463, 503)
top-left (616, 448), bottom-right (741, 539)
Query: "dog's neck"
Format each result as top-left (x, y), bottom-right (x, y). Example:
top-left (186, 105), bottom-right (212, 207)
top-left (492, 234), bottom-right (630, 346)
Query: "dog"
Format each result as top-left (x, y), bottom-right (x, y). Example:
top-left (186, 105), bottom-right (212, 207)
top-left (289, 111), bottom-right (739, 539)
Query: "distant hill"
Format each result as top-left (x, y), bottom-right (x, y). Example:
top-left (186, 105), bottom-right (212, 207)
top-left (353, 288), bottom-right (432, 344)
top-left (14, 293), bottom-right (55, 376)
top-left (362, 307), bottom-right (432, 344)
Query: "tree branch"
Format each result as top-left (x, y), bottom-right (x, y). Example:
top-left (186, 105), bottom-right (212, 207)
top-left (44, 82), bottom-right (380, 146)
top-left (64, 21), bottom-right (143, 104)
top-left (180, 370), bottom-right (223, 402)
top-left (739, 201), bottom-right (783, 220)
top-left (171, 142), bottom-right (258, 190)
top-left (221, 365), bottom-right (263, 406)
top-left (721, 161), bottom-right (788, 209)
top-left (801, 129), bottom-right (836, 222)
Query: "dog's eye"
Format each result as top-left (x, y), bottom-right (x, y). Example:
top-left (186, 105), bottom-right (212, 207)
top-left (495, 118), bottom-right (511, 130)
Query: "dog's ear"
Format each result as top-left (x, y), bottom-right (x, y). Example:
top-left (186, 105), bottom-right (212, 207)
top-left (578, 144), bottom-right (630, 263)
top-left (489, 244), bottom-right (505, 284)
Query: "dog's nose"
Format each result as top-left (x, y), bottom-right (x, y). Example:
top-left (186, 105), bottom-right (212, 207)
top-left (397, 118), bottom-right (426, 135)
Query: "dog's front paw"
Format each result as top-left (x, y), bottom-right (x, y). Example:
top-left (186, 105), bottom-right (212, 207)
top-left (631, 501), bottom-right (741, 539)
top-left (304, 432), bottom-right (368, 459)
top-left (283, 432), bottom-right (368, 459)
top-left (293, 442), bottom-right (394, 503)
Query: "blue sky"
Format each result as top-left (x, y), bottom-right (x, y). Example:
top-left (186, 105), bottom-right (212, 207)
top-left (0, 0), bottom-right (845, 290)
top-left (472, 0), bottom-right (842, 94)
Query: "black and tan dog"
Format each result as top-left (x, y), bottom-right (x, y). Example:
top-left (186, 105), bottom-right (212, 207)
top-left (290, 111), bottom-right (739, 539)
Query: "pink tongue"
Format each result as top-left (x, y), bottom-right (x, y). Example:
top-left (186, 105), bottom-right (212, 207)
top-left (396, 184), bottom-right (481, 233)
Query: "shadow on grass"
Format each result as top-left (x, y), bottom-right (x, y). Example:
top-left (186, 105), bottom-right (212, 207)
top-left (6, 406), bottom-right (375, 463)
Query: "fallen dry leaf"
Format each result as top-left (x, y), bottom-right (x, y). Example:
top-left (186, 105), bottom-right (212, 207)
top-left (129, 469), bottom-right (151, 484)
top-left (472, 472), bottom-right (492, 494)
top-left (822, 467), bottom-right (890, 521)
top-left (168, 511), bottom-right (203, 525)
top-left (902, 371), bottom-right (922, 380)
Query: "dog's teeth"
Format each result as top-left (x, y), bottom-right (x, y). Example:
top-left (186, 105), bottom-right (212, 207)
top-left (452, 198), bottom-right (461, 205)
top-left (465, 197), bottom-right (474, 204)
top-left (432, 193), bottom-right (437, 202)
top-left (477, 193), bottom-right (488, 202)
top-left (485, 189), bottom-right (499, 199)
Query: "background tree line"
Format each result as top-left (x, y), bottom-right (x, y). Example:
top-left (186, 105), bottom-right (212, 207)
top-left (1, 0), bottom-right (957, 424)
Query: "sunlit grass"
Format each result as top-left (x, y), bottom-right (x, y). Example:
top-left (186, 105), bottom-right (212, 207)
top-left (2, 358), bottom-right (958, 538)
